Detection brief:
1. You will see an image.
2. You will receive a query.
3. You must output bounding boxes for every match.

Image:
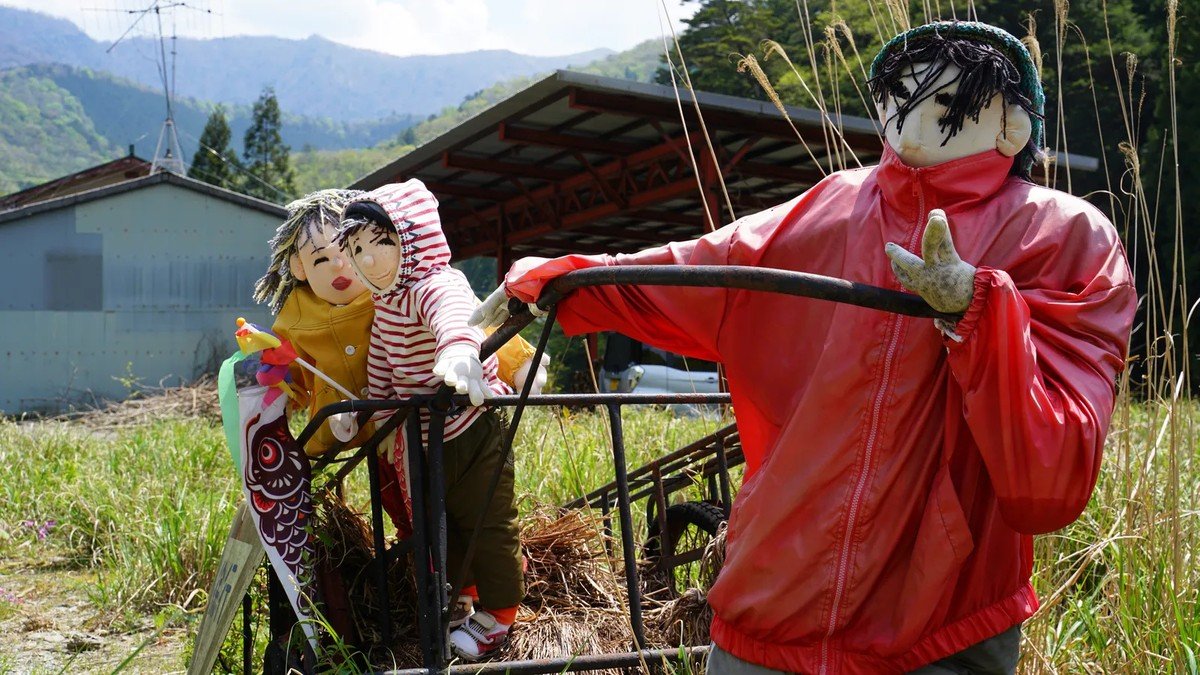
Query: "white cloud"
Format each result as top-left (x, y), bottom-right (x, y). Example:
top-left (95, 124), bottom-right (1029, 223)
top-left (0, 0), bottom-right (697, 57)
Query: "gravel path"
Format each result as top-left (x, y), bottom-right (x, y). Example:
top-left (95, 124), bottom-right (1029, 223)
top-left (0, 557), bottom-right (189, 674)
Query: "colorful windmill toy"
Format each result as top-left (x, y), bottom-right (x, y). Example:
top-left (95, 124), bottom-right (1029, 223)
top-left (234, 317), bottom-right (299, 405)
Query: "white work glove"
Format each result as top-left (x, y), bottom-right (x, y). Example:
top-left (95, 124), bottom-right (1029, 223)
top-left (470, 286), bottom-right (547, 330)
top-left (884, 209), bottom-right (977, 316)
top-left (328, 410), bottom-right (358, 443)
top-left (432, 344), bottom-right (492, 407)
top-left (513, 352), bottom-right (550, 395)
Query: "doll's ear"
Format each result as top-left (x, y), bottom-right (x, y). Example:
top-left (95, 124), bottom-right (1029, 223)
top-left (288, 253), bottom-right (307, 282)
top-left (996, 104), bottom-right (1032, 157)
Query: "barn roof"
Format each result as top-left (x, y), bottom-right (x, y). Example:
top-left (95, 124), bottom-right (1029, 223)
top-left (0, 170), bottom-right (287, 225)
top-left (352, 70), bottom-right (1097, 268)
top-left (0, 153), bottom-right (152, 212)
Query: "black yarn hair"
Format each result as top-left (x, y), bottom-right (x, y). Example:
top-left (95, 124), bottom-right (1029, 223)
top-left (334, 201), bottom-right (395, 250)
top-left (868, 33), bottom-right (1041, 152)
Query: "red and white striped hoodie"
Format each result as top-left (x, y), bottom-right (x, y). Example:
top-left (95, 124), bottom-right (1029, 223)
top-left (343, 179), bottom-right (510, 464)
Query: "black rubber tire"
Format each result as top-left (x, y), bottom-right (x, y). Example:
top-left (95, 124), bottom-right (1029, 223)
top-left (643, 500), bottom-right (726, 562)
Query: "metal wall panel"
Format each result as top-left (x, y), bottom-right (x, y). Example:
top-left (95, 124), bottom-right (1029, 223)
top-left (0, 208), bottom-right (104, 311)
top-left (0, 181), bottom-right (279, 413)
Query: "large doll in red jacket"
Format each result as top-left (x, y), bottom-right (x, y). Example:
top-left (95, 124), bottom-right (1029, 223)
top-left (474, 22), bottom-right (1135, 675)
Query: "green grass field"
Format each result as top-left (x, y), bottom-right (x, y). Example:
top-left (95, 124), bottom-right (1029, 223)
top-left (1, 2), bottom-right (1193, 669)
top-left (0, 399), bottom-right (1195, 673)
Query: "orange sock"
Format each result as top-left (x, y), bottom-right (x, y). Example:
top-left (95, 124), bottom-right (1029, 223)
top-left (485, 605), bottom-right (518, 625)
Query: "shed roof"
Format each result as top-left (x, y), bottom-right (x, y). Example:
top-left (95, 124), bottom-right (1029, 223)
top-left (352, 70), bottom-right (885, 261)
top-left (352, 70), bottom-right (1096, 264)
top-left (0, 170), bottom-right (287, 226)
top-left (0, 153), bottom-right (152, 212)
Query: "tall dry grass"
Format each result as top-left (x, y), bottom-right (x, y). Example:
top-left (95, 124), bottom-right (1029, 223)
top-left (655, 0), bottom-right (1198, 670)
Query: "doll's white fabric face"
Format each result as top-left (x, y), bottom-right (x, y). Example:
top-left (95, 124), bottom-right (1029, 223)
top-left (878, 61), bottom-right (1032, 167)
top-left (288, 219), bottom-right (366, 306)
top-left (343, 223), bottom-right (402, 293)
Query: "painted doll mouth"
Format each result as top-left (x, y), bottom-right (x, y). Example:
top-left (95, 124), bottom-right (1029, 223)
top-left (332, 276), bottom-right (352, 291)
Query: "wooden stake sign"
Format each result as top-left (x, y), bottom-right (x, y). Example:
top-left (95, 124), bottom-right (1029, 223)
top-left (188, 501), bottom-right (265, 675)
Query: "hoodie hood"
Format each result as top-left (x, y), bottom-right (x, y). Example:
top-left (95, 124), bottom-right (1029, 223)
top-left (340, 179), bottom-right (451, 297)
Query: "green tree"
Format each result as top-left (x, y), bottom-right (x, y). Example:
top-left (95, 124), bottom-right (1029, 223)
top-left (657, 0), bottom-right (799, 99)
top-left (187, 104), bottom-right (237, 190)
top-left (241, 87), bottom-right (296, 202)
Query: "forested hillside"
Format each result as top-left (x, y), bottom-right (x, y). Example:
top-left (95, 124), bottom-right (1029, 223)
top-left (0, 68), bottom-right (114, 195)
top-left (292, 39), bottom-right (666, 194)
top-left (0, 64), bottom-right (418, 195)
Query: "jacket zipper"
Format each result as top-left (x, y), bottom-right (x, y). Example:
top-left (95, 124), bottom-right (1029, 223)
top-left (819, 183), bottom-right (926, 674)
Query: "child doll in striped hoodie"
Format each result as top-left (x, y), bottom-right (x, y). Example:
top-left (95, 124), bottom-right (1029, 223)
top-left (333, 179), bottom-right (523, 660)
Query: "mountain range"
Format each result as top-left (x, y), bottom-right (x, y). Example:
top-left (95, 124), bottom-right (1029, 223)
top-left (0, 5), bottom-right (661, 198)
top-left (0, 6), bottom-right (610, 121)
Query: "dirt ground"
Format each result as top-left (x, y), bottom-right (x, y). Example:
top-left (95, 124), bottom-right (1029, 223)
top-left (0, 556), bottom-right (189, 675)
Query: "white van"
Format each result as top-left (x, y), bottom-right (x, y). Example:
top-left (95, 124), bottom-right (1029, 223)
top-left (599, 333), bottom-right (721, 415)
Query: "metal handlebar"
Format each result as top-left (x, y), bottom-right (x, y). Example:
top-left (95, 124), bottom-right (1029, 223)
top-left (480, 264), bottom-right (960, 358)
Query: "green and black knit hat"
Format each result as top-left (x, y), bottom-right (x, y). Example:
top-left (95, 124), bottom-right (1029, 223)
top-left (869, 21), bottom-right (1045, 177)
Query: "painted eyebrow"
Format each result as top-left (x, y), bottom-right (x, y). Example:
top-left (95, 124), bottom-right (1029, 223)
top-left (302, 237), bottom-right (334, 255)
top-left (368, 227), bottom-right (395, 245)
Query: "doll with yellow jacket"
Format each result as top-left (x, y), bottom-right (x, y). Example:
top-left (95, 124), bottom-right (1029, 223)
top-left (253, 189), bottom-right (547, 551)
top-left (253, 189), bottom-right (545, 458)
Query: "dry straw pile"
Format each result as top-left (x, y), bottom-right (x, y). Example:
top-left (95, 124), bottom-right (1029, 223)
top-left (315, 489), bottom-right (722, 670)
top-left (55, 376), bottom-right (222, 429)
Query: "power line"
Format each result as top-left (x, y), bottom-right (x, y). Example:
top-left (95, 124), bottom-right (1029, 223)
top-left (179, 128), bottom-right (292, 200)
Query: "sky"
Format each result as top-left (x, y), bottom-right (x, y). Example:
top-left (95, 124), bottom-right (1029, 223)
top-left (0, 0), bottom-right (700, 57)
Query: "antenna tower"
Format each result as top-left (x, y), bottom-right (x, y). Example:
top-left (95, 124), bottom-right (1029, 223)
top-left (99, 1), bottom-right (213, 175)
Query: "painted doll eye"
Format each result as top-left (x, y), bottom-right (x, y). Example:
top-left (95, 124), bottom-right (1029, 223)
top-left (313, 256), bottom-right (329, 266)
top-left (934, 92), bottom-right (953, 106)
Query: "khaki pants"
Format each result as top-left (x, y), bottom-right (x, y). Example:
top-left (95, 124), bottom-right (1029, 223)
top-left (441, 410), bottom-right (524, 610)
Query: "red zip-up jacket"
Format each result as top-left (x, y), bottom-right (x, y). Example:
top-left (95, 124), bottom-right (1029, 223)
top-left (503, 147), bottom-right (1136, 673)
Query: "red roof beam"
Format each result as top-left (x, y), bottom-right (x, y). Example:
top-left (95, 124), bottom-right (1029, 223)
top-left (452, 130), bottom-right (704, 228)
top-left (455, 172), bottom-right (700, 257)
top-left (425, 181), bottom-right (516, 202)
top-left (734, 161), bottom-right (827, 184)
top-left (498, 123), bottom-right (642, 155)
top-left (442, 152), bottom-right (576, 181)
top-left (568, 87), bottom-right (880, 150)
top-left (573, 223), bottom-right (679, 244)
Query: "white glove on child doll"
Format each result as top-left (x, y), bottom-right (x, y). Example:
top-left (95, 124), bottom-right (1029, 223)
top-left (512, 352), bottom-right (550, 395)
top-left (433, 344), bottom-right (493, 407)
top-left (470, 286), bottom-right (547, 329)
top-left (328, 410), bottom-right (359, 443)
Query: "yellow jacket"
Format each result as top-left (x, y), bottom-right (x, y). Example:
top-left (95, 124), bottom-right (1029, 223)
top-left (273, 285), bottom-right (535, 456)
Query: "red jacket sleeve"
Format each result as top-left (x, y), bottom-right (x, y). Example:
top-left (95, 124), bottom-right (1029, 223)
top-left (947, 262), bottom-right (1136, 534)
top-left (503, 207), bottom-right (783, 362)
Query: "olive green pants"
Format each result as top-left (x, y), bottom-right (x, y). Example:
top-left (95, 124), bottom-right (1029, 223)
top-left (441, 410), bottom-right (524, 610)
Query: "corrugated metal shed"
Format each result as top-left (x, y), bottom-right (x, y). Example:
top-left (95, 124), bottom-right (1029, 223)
top-left (0, 172), bottom-right (286, 413)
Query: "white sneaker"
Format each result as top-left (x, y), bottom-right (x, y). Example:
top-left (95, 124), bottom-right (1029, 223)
top-left (449, 609), bottom-right (510, 661)
top-left (448, 594), bottom-right (475, 629)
